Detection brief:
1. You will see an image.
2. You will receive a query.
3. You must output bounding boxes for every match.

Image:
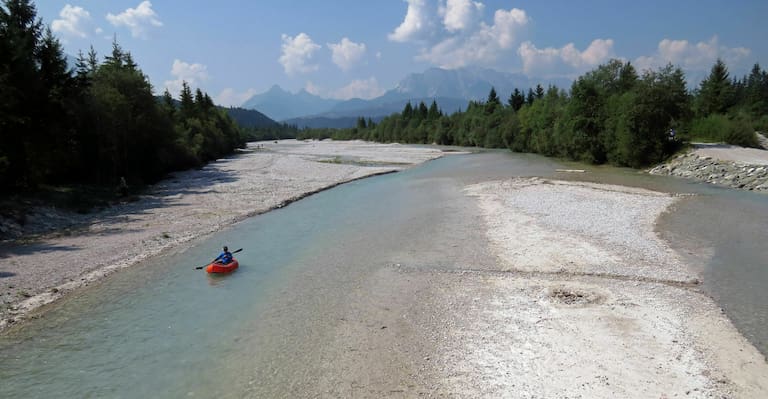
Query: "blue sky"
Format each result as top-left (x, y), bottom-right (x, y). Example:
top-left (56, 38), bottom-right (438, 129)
top-left (36, 0), bottom-right (768, 106)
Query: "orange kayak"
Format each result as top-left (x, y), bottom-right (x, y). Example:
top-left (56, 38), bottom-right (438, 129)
top-left (205, 259), bottom-right (239, 273)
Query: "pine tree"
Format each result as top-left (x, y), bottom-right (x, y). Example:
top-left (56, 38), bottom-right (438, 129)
top-left (179, 81), bottom-right (194, 118)
top-left (0, 0), bottom-right (45, 186)
top-left (526, 88), bottom-right (535, 105)
top-left (427, 100), bottom-right (440, 120)
top-left (417, 101), bottom-right (428, 120)
top-left (402, 102), bottom-right (414, 119)
top-left (86, 45), bottom-right (99, 72)
top-left (697, 58), bottom-right (733, 116)
top-left (508, 88), bottom-right (525, 111)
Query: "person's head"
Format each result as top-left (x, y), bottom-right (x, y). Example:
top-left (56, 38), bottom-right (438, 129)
top-left (223, 246), bottom-right (228, 251)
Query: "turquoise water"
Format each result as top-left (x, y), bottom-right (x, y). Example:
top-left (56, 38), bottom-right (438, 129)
top-left (0, 151), bottom-right (765, 397)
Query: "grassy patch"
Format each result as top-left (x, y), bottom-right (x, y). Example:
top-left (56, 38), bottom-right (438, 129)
top-left (316, 156), bottom-right (411, 167)
top-left (317, 156), bottom-right (344, 164)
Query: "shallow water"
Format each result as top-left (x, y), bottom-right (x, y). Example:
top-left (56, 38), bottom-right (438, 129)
top-left (0, 151), bottom-right (765, 397)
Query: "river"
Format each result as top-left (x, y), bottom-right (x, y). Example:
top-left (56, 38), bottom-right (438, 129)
top-left (0, 151), bottom-right (765, 397)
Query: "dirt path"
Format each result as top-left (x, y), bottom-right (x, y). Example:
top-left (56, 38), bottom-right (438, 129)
top-left (692, 142), bottom-right (768, 165)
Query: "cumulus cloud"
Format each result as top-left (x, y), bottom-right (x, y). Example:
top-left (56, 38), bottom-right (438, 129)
top-left (517, 39), bottom-right (615, 76)
top-left (333, 77), bottom-right (386, 100)
top-left (52, 4), bottom-right (91, 40)
top-left (389, 0), bottom-right (435, 42)
top-left (328, 38), bottom-right (367, 71)
top-left (279, 33), bottom-right (321, 75)
top-left (106, 1), bottom-right (162, 39)
top-left (634, 36), bottom-right (750, 73)
top-left (215, 88), bottom-right (258, 107)
top-left (439, 0), bottom-right (484, 32)
top-left (304, 81), bottom-right (324, 96)
top-left (304, 78), bottom-right (385, 100)
top-left (389, 1), bottom-right (529, 68)
top-left (417, 8), bottom-right (529, 68)
top-left (163, 59), bottom-right (208, 95)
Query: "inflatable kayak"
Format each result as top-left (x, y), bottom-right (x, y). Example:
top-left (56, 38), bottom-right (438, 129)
top-left (205, 259), bottom-right (239, 273)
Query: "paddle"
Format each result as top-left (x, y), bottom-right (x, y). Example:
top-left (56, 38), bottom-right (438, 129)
top-left (195, 248), bottom-right (243, 270)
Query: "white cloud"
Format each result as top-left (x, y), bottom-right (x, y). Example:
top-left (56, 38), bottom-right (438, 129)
top-left (215, 88), bottom-right (258, 107)
top-left (333, 77), bottom-right (386, 100)
top-left (304, 81), bottom-right (323, 96)
top-left (163, 59), bottom-right (208, 95)
top-left (417, 8), bottom-right (529, 68)
top-left (439, 0), bottom-right (484, 32)
top-left (106, 1), bottom-right (162, 39)
top-left (328, 37), bottom-right (367, 71)
top-left (51, 4), bottom-right (91, 39)
top-left (279, 33), bottom-right (321, 75)
top-left (376, 51), bottom-right (382, 59)
top-left (304, 78), bottom-right (385, 100)
top-left (517, 39), bottom-right (615, 76)
top-left (634, 36), bottom-right (750, 73)
top-left (389, 0), bottom-right (434, 42)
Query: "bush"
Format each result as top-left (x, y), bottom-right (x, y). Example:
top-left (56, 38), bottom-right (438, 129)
top-left (690, 114), bottom-right (759, 147)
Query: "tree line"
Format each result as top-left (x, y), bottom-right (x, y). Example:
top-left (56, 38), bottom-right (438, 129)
top-left (299, 59), bottom-right (767, 168)
top-left (0, 0), bottom-right (246, 193)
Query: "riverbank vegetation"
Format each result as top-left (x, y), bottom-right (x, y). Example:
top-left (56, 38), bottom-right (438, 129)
top-left (0, 0), bottom-right (246, 194)
top-left (299, 59), bottom-right (768, 168)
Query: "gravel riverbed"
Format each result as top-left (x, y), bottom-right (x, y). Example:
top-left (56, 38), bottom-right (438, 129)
top-left (0, 140), bottom-right (444, 330)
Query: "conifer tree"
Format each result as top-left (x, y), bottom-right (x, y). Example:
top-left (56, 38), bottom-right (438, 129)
top-left (697, 58), bottom-right (733, 116)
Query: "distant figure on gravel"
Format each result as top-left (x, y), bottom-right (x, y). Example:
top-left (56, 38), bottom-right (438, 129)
top-left (213, 246), bottom-right (233, 265)
top-left (118, 176), bottom-right (128, 197)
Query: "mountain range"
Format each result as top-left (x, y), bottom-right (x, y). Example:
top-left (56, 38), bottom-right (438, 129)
top-left (242, 67), bottom-right (573, 128)
top-left (242, 85), bottom-right (341, 121)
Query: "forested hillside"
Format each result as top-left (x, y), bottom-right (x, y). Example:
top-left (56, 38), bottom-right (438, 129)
top-left (300, 59), bottom-right (768, 168)
top-left (0, 0), bottom-right (246, 193)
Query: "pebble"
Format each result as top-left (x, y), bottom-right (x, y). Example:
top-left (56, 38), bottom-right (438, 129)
top-left (649, 153), bottom-right (768, 192)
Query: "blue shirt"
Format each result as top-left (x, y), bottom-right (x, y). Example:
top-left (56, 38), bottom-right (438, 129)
top-left (215, 251), bottom-right (233, 264)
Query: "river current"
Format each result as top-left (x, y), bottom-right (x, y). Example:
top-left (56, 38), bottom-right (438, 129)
top-left (0, 151), bottom-right (765, 397)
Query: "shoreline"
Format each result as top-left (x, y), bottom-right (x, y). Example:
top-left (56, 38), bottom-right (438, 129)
top-left (649, 143), bottom-right (768, 192)
top-left (0, 140), bottom-right (445, 331)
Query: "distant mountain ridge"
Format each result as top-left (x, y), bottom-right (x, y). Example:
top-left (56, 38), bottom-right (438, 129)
top-left (242, 67), bottom-right (573, 128)
top-left (225, 107), bottom-right (278, 128)
top-left (241, 85), bottom-right (340, 121)
top-left (389, 67), bottom-right (571, 101)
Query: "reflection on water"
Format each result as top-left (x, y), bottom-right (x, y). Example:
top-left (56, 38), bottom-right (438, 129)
top-left (0, 151), bottom-right (766, 398)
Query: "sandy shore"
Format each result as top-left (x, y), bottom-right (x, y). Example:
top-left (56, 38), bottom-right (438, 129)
top-left (0, 140), bottom-right (444, 330)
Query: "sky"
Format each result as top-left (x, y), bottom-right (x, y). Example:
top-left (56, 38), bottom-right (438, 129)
top-left (36, 0), bottom-right (768, 106)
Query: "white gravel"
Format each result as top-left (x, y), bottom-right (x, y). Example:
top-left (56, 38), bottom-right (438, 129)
top-left (464, 178), bottom-right (697, 283)
top-left (442, 177), bottom-right (768, 398)
top-left (692, 142), bottom-right (768, 165)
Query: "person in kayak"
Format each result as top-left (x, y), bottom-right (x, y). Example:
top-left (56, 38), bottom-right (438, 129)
top-left (213, 246), bottom-right (233, 265)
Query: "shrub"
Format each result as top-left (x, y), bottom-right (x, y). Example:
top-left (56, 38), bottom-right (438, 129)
top-left (690, 114), bottom-right (759, 147)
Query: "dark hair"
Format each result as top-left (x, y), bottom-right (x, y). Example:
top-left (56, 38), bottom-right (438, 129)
top-left (223, 246), bottom-right (228, 251)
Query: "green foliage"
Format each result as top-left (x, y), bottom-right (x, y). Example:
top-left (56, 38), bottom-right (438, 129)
top-left (0, 0), bottom-right (245, 192)
top-left (690, 114), bottom-right (759, 148)
top-left (304, 58), bottom-right (766, 168)
top-left (697, 58), bottom-right (734, 116)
